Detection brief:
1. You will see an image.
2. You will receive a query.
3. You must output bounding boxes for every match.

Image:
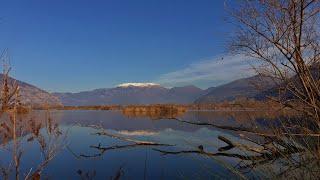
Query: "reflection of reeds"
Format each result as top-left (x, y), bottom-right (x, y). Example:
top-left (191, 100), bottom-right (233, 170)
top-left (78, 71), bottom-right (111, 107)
top-left (0, 110), bottom-right (66, 180)
top-left (0, 57), bottom-right (66, 180)
top-left (38, 105), bottom-right (122, 111)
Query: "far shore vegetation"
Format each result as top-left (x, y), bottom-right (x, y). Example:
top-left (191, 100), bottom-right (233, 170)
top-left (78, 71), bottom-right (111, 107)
top-left (31, 97), bottom-right (290, 111)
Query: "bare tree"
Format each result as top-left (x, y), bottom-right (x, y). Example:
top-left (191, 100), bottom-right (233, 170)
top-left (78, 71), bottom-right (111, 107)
top-left (228, 0), bottom-right (320, 126)
top-left (0, 49), bottom-right (19, 112)
top-left (0, 51), bottom-right (66, 180)
top-left (151, 2), bottom-right (320, 178)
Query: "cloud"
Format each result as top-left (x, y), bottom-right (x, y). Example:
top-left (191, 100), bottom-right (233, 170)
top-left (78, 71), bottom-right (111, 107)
top-left (156, 54), bottom-right (256, 88)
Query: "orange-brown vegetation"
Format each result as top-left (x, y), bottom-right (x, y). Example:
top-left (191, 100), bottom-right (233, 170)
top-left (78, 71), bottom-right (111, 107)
top-left (193, 97), bottom-right (281, 110)
top-left (35, 97), bottom-right (296, 113)
top-left (0, 57), bottom-right (65, 180)
top-left (48, 105), bottom-right (122, 111)
top-left (122, 104), bottom-right (187, 119)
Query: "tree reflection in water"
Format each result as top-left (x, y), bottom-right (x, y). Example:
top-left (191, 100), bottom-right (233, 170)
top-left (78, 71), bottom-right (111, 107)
top-left (76, 109), bottom-right (320, 179)
top-left (0, 110), bottom-right (67, 180)
top-left (0, 59), bottom-right (67, 179)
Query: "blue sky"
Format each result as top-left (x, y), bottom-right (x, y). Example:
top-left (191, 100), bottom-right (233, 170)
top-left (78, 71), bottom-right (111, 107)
top-left (0, 0), bottom-right (252, 92)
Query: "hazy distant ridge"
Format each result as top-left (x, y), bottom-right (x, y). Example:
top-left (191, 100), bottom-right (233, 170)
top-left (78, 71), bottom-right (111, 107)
top-left (54, 84), bottom-right (205, 106)
top-left (0, 74), bottom-right (61, 106)
top-left (195, 75), bottom-right (277, 103)
top-left (52, 74), bottom-right (281, 106)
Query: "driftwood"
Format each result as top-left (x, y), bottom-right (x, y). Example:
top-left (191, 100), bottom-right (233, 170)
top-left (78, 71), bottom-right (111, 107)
top-left (153, 135), bottom-right (305, 170)
top-left (81, 142), bottom-right (173, 158)
top-left (73, 119), bottom-right (312, 177)
top-left (79, 130), bottom-right (174, 158)
top-left (218, 136), bottom-right (265, 153)
top-left (170, 118), bottom-right (320, 137)
top-left (93, 131), bottom-right (167, 145)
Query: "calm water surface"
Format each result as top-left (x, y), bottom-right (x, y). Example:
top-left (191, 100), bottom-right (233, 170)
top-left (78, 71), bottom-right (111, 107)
top-left (0, 110), bottom-right (265, 179)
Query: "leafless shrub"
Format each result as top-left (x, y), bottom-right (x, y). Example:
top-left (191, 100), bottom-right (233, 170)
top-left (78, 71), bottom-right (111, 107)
top-left (228, 0), bottom-right (320, 125)
top-left (185, 0), bottom-right (320, 178)
top-left (0, 51), bottom-right (66, 180)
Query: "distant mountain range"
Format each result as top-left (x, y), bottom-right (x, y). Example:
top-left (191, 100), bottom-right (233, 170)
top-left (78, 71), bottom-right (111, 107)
top-left (53, 83), bottom-right (205, 106)
top-left (0, 74), bottom-right (61, 106)
top-left (254, 64), bottom-right (319, 101)
top-left (0, 74), bottom-right (278, 106)
top-left (195, 75), bottom-right (276, 104)
top-left (53, 75), bottom-right (277, 106)
top-left (4, 64), bottom-right (317, 106)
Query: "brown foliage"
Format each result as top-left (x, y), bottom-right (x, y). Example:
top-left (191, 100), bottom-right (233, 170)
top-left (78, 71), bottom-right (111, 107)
top-left (229, 0), bottom-right (320, 125)
top-left (122, 104), bottom-right (187, 119)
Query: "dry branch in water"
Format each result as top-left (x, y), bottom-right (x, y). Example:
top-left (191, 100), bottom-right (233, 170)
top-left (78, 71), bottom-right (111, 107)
top-left (78, 129), bottom-right (174, 158)
top-left (219, 1), bottom-right (320, 176)
top-left (153, 135), bottom-right (304, 171)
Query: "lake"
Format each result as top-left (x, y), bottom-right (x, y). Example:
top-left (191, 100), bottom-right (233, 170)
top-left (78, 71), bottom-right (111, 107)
top-left (0, 110), bottom-right (271, 179)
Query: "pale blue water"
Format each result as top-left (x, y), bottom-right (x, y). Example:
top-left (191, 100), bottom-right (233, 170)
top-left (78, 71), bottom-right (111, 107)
top-left (0, 110), bottom-right (261, 179)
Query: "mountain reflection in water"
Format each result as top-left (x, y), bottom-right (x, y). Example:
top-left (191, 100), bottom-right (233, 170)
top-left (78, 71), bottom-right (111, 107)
top-left (0, 110), bottom-right (277, 179)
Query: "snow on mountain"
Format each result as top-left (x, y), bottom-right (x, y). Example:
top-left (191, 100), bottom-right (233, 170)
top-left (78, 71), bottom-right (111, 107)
top-left (54, 84), bottom-right (205, 106)
top-left (117, 83), bottom-right (160, 88)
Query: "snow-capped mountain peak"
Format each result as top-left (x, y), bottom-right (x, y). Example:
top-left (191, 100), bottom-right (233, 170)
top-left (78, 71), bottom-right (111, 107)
top-left (117, 83), bottom-right (160, 88)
